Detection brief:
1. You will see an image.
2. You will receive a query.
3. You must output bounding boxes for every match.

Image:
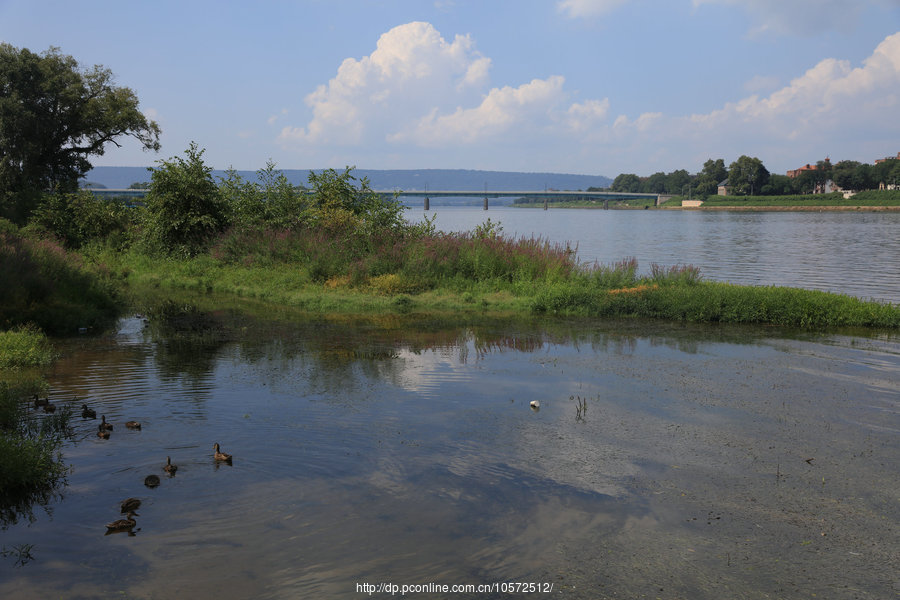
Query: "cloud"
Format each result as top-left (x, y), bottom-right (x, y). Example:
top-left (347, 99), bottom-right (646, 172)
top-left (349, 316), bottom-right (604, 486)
top-left (609, 31), bottom-right (900, 170)
top-left (389, 76), bottom-right (568, 145)
top-left (278, 21), bottom-right (900, 174)
top-left (557, 0), bottom-right (630, 18)
top-left (279, 22), bottom-right (490, 147)
top-left (692, 0), bottom-right (899, 36)
top-left (280, 21), bottom-right (612, 155)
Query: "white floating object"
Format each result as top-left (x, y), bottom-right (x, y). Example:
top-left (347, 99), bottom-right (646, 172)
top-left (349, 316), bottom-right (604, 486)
top-left (530, 400), bottom-right (540, 410)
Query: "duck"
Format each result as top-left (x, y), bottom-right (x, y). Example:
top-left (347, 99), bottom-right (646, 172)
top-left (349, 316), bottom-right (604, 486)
top-left (530, 400), bottom-right (541, 411)
top-left (163, 456), bottom-right (177, 475)
top-left (81, 404), bottom-right (97, 419)
top-left (97, 425), bottom-right (110, 440)
top-left (105, 511), bottom-right (138, 532)
top-left (120, 497), bottom-right (141, 513)
top-left (33, 394), bottom-right (49, 408)
top-left (144, 474), bottom-right (160, 488)
top-left (43, 402), bottom-right (56, 413)
top-left (213, 443), bottom-right (232, 463)
top-left (99, 415), bottom-right (113, 431)
top-left (125, 420), bottom-right (141, 430)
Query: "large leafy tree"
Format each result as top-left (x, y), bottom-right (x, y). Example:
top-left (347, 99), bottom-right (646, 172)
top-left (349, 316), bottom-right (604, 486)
top-left (728, 155), bottom-right (769, 196)
top-left (0, 44), bottom-right (160, 223)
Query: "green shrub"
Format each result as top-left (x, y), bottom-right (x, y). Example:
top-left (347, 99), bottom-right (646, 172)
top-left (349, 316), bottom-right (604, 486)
top-left (0, 325), bottom-right (55, 368)
top-left (29, 190), bottom-right (134, 249)
top-left (142, 142), bottom-right (229, 257)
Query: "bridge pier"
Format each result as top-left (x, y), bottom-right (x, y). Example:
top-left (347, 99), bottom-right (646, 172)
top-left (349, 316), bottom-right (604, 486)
top-left (483, 197), bottom-right (488, 210)
top-left (424, 197), bottom-right (430, 211)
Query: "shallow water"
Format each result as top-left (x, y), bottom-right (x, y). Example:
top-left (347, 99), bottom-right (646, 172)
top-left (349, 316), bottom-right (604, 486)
top-left (2, 310), bottom-right (899, 599)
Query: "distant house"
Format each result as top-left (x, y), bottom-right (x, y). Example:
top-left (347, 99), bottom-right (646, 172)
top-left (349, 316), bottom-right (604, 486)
top-left (787, 157), bottom-right (830, 179)
top-left (717, 180), bottom-right (731, 196)
top-left (874, 151), bottom-right (900, 164)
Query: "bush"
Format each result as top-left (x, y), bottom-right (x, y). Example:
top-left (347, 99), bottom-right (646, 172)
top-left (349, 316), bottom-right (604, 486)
top-left (142, 142), bottom-right (229, 257)
top-left (29, 190), bottom-right (134, 249)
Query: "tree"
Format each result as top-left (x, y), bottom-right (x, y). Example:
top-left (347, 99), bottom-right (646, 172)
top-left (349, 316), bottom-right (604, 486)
top-left (610, 173), bottom-right (642, 193)
top-left (728, 155), bottom-right (769, 196)
top-left (0, 44), bottom-right (160, 223)
top-left (142, 143), bottom-right (227, 257)
top-left (832, 160), bottom-right (861, 191)
top-left (761, 174), bottom-right (796, 196)
top-left (665, 169), bottom-right (691, 195)
top-left (701, 158), bottom-right (728, 183)
top-left (644, 172), bottom-right (668, 194)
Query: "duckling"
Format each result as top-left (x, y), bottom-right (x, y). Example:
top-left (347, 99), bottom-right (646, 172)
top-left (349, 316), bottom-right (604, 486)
top-left (144, 474), bottom-right (160, 488)
top-left (81, 404), bottom-right (97, 419)
top-left (125, 420), bottom-right (141, 430)
top-left (99, 415), bottom-right (113, 431)
top-left (213, 443), bottom-right (232, 463)
top-left (163, 456), bottom-right (177, 475)
top-left (97, 425), bottom-right (110, 440)
top-left (105, 511), bottom-right (138, 532)
top-left (43, 402), bottom-right (56, 413)
top-left (120, 497), bottom-right (141, 513)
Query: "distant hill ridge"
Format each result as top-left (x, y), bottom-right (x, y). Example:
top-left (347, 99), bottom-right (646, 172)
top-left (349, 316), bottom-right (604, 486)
top-left (83, 166), bottom-right (612, 192)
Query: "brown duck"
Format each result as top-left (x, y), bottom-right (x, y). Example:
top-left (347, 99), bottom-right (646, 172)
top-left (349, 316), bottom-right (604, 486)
top-left (120, 498), bottom-right (141, 513)
top-left (163, 456), bottom-right (177, 475)
top-left (213, 443), bottom-right (232, 463)
top-left (105, 511), bottom-right (137, 533)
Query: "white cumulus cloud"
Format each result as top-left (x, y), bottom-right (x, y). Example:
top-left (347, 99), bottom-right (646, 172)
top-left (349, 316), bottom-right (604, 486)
top-left (279, 21), bottom-right (490, 147)
top-left (279, 21), bottom-right (612, 155)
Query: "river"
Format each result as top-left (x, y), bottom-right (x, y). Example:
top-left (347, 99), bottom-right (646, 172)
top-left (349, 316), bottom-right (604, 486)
top-left (407, 206), bottom-right (900, 304)
top-left (1, 208), bottom-right (899, 599)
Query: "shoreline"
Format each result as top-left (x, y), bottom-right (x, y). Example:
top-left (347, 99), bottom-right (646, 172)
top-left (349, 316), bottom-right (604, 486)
top-left (670, 204), bottom-right (900, 212)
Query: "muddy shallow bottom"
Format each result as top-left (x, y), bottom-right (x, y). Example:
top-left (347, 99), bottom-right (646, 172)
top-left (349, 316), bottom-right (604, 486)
top-left (2, 312), bottom-right (898, 599)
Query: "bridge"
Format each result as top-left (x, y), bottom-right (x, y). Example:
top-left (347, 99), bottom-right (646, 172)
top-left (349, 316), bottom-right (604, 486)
top-left (88, 188), bottom-right (665, 209)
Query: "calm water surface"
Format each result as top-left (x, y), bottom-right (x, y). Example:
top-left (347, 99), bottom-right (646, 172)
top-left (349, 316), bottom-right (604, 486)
top-left (407, 206), bottom-right (900, 304)
top-left (2, 309), bottom-right (898, 599)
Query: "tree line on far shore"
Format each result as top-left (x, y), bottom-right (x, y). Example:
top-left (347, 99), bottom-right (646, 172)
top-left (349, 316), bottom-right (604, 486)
top-left (604, 155), bottom-right (900, 199)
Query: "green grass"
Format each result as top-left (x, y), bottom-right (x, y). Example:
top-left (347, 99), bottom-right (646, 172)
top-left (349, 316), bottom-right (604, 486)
top-left (700, 190), bottom-right (900, 207)
top-left (102, 235), bottom-right (900, 331)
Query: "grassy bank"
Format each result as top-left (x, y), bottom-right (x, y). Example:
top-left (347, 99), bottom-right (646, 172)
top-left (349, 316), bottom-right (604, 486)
top-left (0, 219), bottom-right (123, 335)
top-left (693, 190), bottom-right (900, 208)
top-left (98, 241), bottom-right (900, 330)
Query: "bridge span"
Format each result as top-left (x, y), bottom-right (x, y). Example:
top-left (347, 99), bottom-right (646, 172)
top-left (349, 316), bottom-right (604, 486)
top-left (88, 188), bottom-right (666, 209)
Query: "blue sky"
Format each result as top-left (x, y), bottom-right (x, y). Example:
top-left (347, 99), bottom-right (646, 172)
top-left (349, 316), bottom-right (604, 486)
top-left (2, 0), bottom-right (899, 176)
